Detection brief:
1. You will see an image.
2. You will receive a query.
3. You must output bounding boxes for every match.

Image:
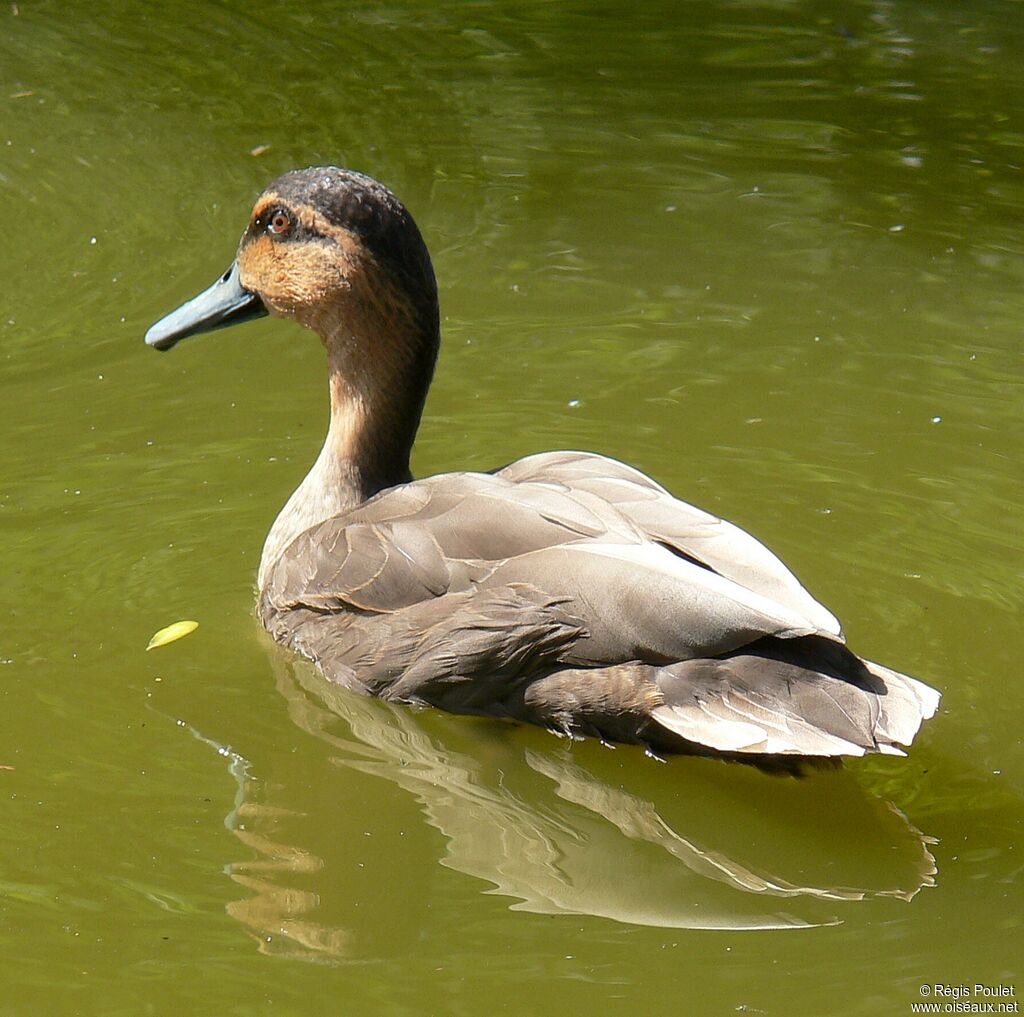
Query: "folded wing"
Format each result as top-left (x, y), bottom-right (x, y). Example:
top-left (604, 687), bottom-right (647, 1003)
top-left (258, 452), bottom-right (938, 757)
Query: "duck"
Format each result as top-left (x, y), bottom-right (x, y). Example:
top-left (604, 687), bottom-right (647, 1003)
top-left (145, 166), bottom-right (940, 759)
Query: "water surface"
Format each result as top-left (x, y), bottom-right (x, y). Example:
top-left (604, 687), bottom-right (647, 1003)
top-left (2, 1), bottom-right (1021, 1014)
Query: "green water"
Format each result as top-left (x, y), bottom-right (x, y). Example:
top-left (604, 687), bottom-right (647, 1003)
top-left (2, 1), bottom-right (1022, 1013)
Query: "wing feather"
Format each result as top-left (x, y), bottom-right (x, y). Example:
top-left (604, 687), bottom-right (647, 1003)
top-left (499, 451), bottom-right (842, 637)
top-left (257, 450), bottom-right (939, 758)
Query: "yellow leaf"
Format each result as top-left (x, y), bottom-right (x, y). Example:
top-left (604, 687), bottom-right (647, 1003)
top-left (146, 620), bottom-right (199, 651)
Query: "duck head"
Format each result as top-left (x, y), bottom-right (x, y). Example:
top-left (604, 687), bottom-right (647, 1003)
top-left (146, 167), bottom-right (441, 500)
top-left (145, 167), bottom-right (439, 356)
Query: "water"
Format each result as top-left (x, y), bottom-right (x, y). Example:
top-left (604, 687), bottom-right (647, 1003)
top-left (2, 1), bottom-right (1021, 1013)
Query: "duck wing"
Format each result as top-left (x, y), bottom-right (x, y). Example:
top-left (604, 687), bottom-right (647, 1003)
top-left (258, 457), bottom-right (938, 756)
top-left (262, 464), bottom-right (829, 677)
top-left (491, 452), bottom-right (937, 753)
top-left (497, 450), bottom-right (841, 638)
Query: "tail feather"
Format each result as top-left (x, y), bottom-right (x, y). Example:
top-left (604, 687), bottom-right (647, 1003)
top-left (864, 659), bottom-right (941, 747)
top-left (649, 636), bottom-right (940, 758)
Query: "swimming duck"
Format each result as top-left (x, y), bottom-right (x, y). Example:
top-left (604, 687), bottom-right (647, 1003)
top-left (146, 167), bottom-right (940, 758)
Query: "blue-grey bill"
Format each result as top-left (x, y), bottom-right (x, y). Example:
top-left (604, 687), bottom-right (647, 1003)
top-left (145, 262), bottom-right (268, 351)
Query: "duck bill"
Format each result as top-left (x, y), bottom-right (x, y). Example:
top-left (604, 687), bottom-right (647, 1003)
top-left (145, 262), bottom-right (268, 352)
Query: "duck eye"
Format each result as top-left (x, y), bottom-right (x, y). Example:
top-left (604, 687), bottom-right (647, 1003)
top-left (267, 210), bottom-right (292, 236)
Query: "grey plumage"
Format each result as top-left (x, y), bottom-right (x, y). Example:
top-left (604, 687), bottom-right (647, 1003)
top-left (259, 451), bottom-right (940, 757)
top-left (147, 167), bottom-right (941, 760)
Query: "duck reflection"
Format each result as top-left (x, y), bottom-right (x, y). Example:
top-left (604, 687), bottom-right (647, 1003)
top-left (220, 654), bottom-right (936, 961)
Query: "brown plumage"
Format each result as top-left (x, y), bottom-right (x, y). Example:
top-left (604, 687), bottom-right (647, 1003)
top-left (146, 166), bottom-right (940, 759)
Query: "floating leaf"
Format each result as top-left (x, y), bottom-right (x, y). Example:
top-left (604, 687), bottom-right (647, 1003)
top-left (146, 620), bottom-right (199, 651)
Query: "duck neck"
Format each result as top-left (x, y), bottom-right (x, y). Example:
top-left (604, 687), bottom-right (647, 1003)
top-left (258, 304), bottom-right (438, 592)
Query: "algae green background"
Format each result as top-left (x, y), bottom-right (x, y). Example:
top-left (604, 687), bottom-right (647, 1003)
top-left (1, 1), bottom-right (1021, 1014)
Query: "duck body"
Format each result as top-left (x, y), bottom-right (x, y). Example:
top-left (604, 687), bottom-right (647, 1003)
top-left (147, 167), bottom-right (940, 759)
